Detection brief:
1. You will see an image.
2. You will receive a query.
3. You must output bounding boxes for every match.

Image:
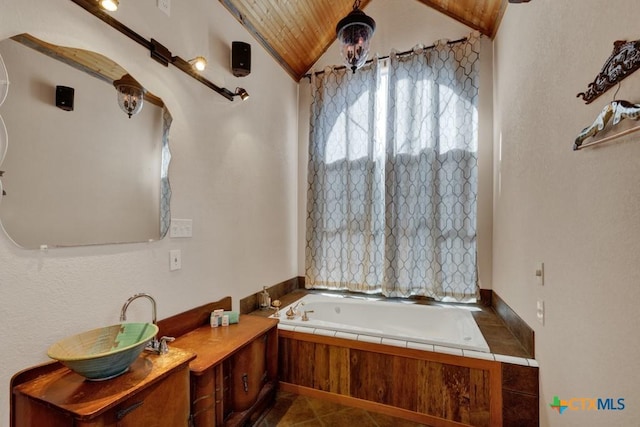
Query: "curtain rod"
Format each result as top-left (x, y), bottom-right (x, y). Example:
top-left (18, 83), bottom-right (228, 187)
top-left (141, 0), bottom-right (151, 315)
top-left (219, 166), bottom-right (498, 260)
top-left (303, 37), bottom-right (468, 81)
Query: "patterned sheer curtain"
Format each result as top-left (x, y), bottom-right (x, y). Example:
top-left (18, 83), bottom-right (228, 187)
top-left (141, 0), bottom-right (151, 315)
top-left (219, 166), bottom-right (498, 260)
top-left (305, 33), bottom-right (480, 302)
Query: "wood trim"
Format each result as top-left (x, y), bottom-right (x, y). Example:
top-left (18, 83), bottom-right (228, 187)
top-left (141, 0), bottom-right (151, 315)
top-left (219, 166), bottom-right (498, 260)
top-left (279, 382), bottom-right (472, 427)
top-left (491, 360), bottom-right (503, 427)
top-left (156, 297), bottom-right (232, 339)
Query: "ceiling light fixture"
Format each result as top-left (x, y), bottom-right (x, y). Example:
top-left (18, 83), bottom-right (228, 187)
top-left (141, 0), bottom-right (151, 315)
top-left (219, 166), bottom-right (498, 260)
top-left (113, 74), bottom-right (145, 118)
top-left (189, 56), bottom-right (207, 71)
top-left (99, 0), bottom-right (118, 12)
top-left (336, 0), bottom-right (376, 73)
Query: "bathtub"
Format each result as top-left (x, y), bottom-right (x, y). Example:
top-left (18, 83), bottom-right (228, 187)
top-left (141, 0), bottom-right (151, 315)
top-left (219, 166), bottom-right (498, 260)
top-left (272, 293), bottom-right (490, 353)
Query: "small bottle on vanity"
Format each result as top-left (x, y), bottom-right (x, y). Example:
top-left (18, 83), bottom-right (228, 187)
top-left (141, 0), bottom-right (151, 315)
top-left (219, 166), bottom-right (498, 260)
top-left (259, 286), bottom-right (271, 310)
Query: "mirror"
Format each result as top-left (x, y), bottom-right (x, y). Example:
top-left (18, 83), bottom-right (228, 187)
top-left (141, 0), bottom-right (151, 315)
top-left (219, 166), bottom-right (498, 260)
top-left (0, 34), bottom-right (171, 249)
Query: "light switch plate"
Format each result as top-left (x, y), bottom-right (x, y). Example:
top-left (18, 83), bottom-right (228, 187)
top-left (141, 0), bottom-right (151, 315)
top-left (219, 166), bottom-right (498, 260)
top-left (535, 262), bottom-right (544, 286)
top-left (536, 299), bottom-right (544, 325)
top-left (169, 249), bottom-right (181, 271)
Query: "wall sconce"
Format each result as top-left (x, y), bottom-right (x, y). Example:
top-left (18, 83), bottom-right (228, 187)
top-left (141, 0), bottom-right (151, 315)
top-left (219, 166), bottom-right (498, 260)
top-left (71, 0), bottom-right (247, 102)
top-left (189, 56), bottom-right (207, 71)
top-left (113, 74), bottom-right (145, 118)
top-left (336, 0), bottom-right (376, 73)
top-left (235, 87), bottom-right (249, 101)
top-left (99, 0), bottom-right (118, 12)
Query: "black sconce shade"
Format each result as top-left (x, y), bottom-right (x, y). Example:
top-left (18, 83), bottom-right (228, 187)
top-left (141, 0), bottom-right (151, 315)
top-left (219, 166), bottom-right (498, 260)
top-left (55, 85), bottom-right (74, 111)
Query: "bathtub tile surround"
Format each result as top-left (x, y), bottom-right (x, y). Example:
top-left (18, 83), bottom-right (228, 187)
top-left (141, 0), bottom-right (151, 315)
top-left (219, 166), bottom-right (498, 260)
top-left (491, 291), bottom-right (534, 357)
top-left (249, 286), bottom-right (532, 360)
top-left (279, 322), bottom-right (537, 368)
top-left (244, 279), bottom-right (533, 357)
top-left (407, 342), bottom-right (435, 352)
top-left (276, 294), bottom-right (490, 353)
top-left (240, 277), bottom-right (303, 314)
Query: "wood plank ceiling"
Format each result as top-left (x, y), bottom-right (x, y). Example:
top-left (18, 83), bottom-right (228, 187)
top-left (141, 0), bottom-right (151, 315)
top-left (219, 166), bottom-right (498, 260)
top-left (219, 0), bottom-right (510, 81)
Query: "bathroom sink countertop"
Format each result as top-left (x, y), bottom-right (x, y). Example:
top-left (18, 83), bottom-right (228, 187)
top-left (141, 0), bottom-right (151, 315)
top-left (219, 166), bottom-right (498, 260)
top-left (13, 347), bottom-right (196, 419)
top-left (171, 315), bottom-right (278, 374)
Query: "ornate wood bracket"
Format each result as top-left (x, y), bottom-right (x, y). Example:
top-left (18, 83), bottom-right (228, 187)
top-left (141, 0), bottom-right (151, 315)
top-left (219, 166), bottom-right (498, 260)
top-left (577, 39), bottom-right (640, 104)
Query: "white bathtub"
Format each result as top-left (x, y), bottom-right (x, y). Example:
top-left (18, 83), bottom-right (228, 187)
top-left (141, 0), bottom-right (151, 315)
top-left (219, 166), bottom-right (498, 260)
top-left (273, 294), bottom-right (490, 353)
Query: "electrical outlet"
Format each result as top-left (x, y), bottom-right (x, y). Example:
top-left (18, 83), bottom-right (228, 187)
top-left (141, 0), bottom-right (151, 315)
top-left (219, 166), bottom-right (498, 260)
top-left (157, 0), bottom-right (170, 16)
top-left (537, 299), bottom-right (544, 325)
top-left (170, 249), bottom-right (181, 271)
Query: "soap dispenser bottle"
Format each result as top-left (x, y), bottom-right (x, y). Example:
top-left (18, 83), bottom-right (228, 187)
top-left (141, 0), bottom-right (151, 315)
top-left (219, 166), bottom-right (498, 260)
top-left (259, 286), bottom-right (271, 310)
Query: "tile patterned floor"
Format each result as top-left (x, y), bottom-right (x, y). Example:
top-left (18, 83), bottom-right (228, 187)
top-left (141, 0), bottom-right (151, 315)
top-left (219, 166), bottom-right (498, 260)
top-left (255, 391), bottom-right (429, 427)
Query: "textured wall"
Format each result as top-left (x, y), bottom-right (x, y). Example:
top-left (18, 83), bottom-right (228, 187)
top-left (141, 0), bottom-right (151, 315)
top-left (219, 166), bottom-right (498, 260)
top-left (493, 1), bottom-right (640, 426)
top-left (0, 1), bottom-right (298, 425)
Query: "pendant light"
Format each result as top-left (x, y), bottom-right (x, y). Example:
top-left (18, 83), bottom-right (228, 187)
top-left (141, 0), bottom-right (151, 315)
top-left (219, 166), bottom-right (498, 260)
top-left (113, 74), bottom-right (145, 118)
top-left (336, 0), bottom-right (376, 73)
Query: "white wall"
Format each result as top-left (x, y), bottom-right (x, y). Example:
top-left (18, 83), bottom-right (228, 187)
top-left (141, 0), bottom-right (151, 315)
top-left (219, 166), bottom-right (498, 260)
top-left (297, 0), bottom-right (494, 291)
top-left (0, 1), bottom-right (298, 425)
top-left (494, 1), bottom-right (640, 425)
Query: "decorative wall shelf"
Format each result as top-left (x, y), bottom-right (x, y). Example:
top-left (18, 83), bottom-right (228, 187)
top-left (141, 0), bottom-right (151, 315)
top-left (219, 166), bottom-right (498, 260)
top-left (577, 39), bottom-right (640, 104)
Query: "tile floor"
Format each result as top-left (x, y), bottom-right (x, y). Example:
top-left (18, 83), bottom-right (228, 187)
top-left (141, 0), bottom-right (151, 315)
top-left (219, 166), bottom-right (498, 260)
top-left (255, 391), bottom-right (429, 427)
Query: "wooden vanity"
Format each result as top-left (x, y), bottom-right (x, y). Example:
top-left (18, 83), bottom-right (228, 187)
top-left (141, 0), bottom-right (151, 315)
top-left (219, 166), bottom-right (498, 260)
top-left (11, 347), bottom-right (196, 426)
top-left (11, 297), bottom-right (279, 427)
top-left (170, 314), bottom-right (278, 426)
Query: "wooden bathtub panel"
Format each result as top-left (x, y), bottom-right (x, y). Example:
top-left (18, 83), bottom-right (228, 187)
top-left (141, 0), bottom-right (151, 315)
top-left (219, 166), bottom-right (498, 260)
top-left (470, 368), bottom-right (491, 426)
top-left (312, 343), bottom-right (330, 391)
top-left (279, 332), bottom-right (500, 427)
top-left (419, 361), bottom-right (442, 416)
top-left (329, 346), bottom-right (350, 395)
top-left (443, 365), bottom-right (471, 423)
top-left (392, 355), bottom-right (419, 411)
top-left (350, 350), bottom-right (385, 403)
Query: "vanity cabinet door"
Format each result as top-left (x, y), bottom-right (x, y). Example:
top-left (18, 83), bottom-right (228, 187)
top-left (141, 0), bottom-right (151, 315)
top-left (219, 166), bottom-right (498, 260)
top-left (104, 365), bottom-right (191, 427)
top-left (230, 335), bottom-right (266, 411)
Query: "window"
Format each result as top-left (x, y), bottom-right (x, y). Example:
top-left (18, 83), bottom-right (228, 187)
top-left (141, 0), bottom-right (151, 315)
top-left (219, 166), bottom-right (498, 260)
top-left (306, 33), bottom-right (480, 302)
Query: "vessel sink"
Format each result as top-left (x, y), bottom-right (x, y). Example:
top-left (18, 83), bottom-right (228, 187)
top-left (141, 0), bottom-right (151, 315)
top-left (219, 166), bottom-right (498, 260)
top-left (47, 322), bottom-right (158, 381)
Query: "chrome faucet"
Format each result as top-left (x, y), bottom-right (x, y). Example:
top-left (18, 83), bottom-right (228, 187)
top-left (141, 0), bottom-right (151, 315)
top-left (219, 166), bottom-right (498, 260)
top-left (120, 293), bottom-right (157, 324)
top-left (120, 293), bottom-right (173, 354)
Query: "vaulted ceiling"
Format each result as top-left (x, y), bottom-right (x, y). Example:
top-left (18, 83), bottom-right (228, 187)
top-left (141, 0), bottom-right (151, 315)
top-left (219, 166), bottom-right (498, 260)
top-left (219, 0), bottom-right (511, 81)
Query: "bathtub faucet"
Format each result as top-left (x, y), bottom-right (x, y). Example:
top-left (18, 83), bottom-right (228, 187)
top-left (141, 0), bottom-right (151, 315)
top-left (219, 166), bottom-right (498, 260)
top-left (285, 300), bottom-right (305, 319)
